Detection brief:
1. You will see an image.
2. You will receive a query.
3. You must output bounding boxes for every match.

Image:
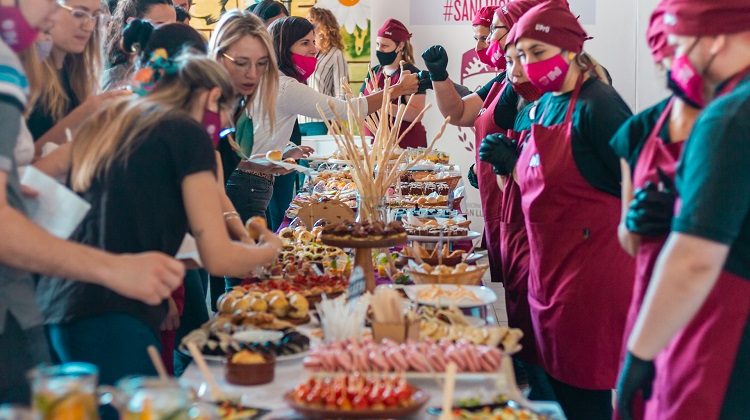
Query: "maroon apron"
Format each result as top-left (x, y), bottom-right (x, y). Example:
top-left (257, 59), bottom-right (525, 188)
top-left (645, 69), bottom-right (750, 420)
top-left (474, 81), bottom-right (508, 285)
top-left (516, 75), bottom-right (634, 389)
top-left (616, 99), bottom-right (682, 420)
top-left (363, 68), bottom-right (427, 148)
top-left (475, 81), bottom-right (538, 364)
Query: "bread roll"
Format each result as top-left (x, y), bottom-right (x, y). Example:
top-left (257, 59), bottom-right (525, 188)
top-left (266, 150), bottom-right (283, 161)
top-left (245, 216), bottom-right (267, 241)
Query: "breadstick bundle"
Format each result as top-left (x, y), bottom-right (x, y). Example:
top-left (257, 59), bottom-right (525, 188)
top-left (316, 75), bottom-right (451, 223)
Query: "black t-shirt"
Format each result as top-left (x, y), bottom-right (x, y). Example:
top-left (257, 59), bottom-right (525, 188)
top-left (475, 73), bottom-right (520, 130)
top-left (37, 114), bottom-right (217, 332)
top-left (610, 97), bottom-right (671, 175)
top-left (522, 77), bottom-right (632, 196)
top-left (673, 74), bottom-right (750, 279)
top-left (360, 63), bottom-right (429, 103)
top-left (27, 69), bottom-right (80, 140)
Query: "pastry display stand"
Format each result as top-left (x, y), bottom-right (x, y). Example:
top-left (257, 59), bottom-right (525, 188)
top-left (321, 235), bottom-right (407, 292)
top-left (295, 200), bottom-right (354, 230)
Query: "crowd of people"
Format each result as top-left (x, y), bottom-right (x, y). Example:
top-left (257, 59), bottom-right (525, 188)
top-left (0, 0), bottom-right (748, 418)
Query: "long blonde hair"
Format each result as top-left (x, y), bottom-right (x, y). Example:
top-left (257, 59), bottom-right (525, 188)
top-left (38, 4), bottom-right (104, 121)
top-left (308, 7), bottom-right (343, 53)
top-left (17, 46), bottom-right (45, 115)
top-left (70, 54), bottom-right (235, 192)
top-left (400, 41), bottom-right (415, 65)
top-left (208, 9), bottom-right (277, 131)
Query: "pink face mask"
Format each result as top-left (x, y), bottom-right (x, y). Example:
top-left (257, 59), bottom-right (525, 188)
top-left (476, 47), bottom-right (493, 67)
top-left (0, 6), bottom-right (39, 53)
top-left (291, 53), bottom-right (317, 82)
top-left (486, 40), bottom-right (506, 71)
top-left (523, 53), bottom-right (570, 93)
top-left (512, 81), bottom-right (542, 102)
top-left (202, 108), bottom-right (222, 149)
top-left (669, 53), bottom-right (705, 108)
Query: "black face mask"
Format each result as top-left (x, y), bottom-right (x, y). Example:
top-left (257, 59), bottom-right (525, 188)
top-left (666, 69), bottom-right (703, 109)
top-left (376, 49), bottom-right (399, 67)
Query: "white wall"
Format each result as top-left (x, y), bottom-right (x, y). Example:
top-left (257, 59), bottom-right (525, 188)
top-left (370, 0), bottom-right (668, 230)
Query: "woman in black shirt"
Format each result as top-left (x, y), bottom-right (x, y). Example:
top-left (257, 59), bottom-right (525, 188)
top-left (37, 53), bottom-right (282, 385)
top-left (28, 0), bottom-right (129, 154)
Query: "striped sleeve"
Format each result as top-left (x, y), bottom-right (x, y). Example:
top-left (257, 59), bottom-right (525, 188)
top-left (330, 48), bottom-right (349, 99)
top-left (0, 41), bottom-right (28, 110)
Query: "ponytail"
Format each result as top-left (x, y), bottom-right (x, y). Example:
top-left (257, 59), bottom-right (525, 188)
top-left (575, 52), bottom-right (610, 85)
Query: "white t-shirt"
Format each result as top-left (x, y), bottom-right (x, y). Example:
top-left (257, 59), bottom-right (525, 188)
top-left (248, 75), bottom-right (367, 156)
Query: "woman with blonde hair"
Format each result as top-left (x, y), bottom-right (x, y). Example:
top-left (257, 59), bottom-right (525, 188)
top-left (36, 52), bottom-right (282, 385)
top-left (208, 9), bottom-right (280, 298)
top-left (301, 6), bottom-right (349, 135)
top-left (209, 9), bottom-right (278, 183)
top-left (27, 0), bottom-right (130, 154)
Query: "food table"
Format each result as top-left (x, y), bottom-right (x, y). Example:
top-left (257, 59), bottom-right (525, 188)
top-left (179, 93), bottom-right (568, 419)
top-left (180, 322), bottom-right (565, 419)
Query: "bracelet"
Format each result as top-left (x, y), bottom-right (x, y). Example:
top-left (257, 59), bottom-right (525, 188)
top-left (223, 211), bottom-right (241, 221)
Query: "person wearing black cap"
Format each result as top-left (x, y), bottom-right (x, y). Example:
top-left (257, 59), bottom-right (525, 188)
top-left (617, 1), bottom-right (750, 419)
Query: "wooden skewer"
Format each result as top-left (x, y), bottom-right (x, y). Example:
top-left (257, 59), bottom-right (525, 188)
top-left (439, 362), bottom-right (458, 420)
top-left (186, 342), bottom-right (223, 402)
top-left (147, 345), bottom-right (169, 380)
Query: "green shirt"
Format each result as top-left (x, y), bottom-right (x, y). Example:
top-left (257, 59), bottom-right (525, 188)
top-left (521, 77), bottom-right (632, 196)
top-left (236, 112), bottom-right (254, 158)
top-left (609, 97), bottom-right (672, 176)
top-left (673, 74), bottom-right (750, 279)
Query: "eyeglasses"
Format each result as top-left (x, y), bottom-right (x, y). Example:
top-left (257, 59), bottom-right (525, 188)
top-left (489, 25), bottom-right (508, 38)
top-left (58, 3), bottom-right (110, 25)
top-left (222, 52), bottom-right (269, 74)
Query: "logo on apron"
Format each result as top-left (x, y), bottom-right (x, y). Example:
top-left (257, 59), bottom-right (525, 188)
top-left (529, 153), bottom-right (541, 167)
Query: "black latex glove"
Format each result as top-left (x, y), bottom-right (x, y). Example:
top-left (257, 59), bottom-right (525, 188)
top-left (467, 164), bottom-right (479, 189)
top-left (421, 45), bottom-right (449, 82)
top-left (626, 168), bottom-right (676, 236)
top-left (478, 133), bottom-right (518, 176)
top-left (616, 352), bottom-right (656, 420)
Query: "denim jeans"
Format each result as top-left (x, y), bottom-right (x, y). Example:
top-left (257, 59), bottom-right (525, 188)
top-left (174, 269), bottom-right (209, 376)
top-left (47, 313), bottom-right (160, 385)
top-left (224, 169), bottom-right (274, 290)
top-left (0, 315), bottom-right (51, 404)
top-left (267, 172), bottom-right (295, 232)
top-left (225, 169), bottom-right (274, 223)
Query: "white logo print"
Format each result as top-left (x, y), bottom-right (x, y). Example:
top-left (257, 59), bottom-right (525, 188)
top-left (529, 153), bottom-right (540, 168)
top-left (535, 24), bottom-right (550, 33)
top-left (540, 66), bottom-right (563, 86)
